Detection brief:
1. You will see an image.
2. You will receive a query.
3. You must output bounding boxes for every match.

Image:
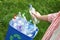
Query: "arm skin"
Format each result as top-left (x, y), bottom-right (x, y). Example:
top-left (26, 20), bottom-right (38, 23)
top-left (32, 12), bottom-right (48, 21)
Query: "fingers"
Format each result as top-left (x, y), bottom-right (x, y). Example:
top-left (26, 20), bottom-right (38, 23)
top-left (29, 9), bottom-right (41, 19)
top-left (36, 12), bottom-right (41, 16)
top-left (31, 14), bottom-right (36, 18)
top-left (32, 12), bottom-right (38, 17)
top-left (32, 11), bottom-right (41, 19)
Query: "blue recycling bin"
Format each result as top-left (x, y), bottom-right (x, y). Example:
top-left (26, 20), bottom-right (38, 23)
top-left (5, 15), bottom-right (39, 40)
top-left (5, 22), bottom-right (39, 40)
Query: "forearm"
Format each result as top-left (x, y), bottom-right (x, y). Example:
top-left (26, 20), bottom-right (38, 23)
top-left (32, 12), bottom-right (48, 21)
top-left (38, 15), bottom-right (48, 21)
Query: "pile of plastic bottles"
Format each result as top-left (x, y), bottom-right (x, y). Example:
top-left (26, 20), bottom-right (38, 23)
top-left (9, 12), bottom-right (38, 38)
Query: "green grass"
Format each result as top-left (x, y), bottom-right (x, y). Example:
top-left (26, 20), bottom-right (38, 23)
top-left (0, 0), bottom-right (60, 40)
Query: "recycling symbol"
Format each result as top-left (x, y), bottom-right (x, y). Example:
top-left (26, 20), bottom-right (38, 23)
top-left (10, 34), bottom-right (21, 40)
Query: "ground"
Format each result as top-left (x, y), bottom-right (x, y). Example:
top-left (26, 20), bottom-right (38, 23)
top-left (0, 0), bottom-right (60, 40)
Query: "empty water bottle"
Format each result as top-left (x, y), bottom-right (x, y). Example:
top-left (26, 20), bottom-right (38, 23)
top-left (29, 4), bottom-right (39, 24)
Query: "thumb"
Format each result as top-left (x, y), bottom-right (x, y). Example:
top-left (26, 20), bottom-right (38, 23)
top-left (32, 11), bottom-right (41, 19)
top-left (32, 12), bottom-right (37, 18)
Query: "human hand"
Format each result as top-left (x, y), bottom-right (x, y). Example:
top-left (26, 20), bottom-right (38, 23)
top-left (31, 11), bottom-right (41, 20)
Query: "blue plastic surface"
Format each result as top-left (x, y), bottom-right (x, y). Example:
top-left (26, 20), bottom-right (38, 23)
top-left (5, 25), bottom-right (38, 40)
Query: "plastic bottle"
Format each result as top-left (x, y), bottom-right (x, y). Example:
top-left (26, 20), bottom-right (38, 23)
top-left (9, 16), bottom-right (18, 30)
top-left (22, 13), bottom-right (27, 21)
top-left (16, 12), bottom-right (28, 34)
top-left (29, 4), bottom-right (39, 25)
top-left (23, 20), bottom-right (37, 37)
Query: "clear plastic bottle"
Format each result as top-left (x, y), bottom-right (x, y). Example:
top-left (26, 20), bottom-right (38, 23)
top-left (23, 20), bottom-right (37, 37)
top-left (16, 12), bottom-right (28, 34)
top-left (10, 12), bottom-right (23, 30)
top-left (9, 15), bottom-right (18, 29)
top-left (29, 4), bottom-right (39, 25)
